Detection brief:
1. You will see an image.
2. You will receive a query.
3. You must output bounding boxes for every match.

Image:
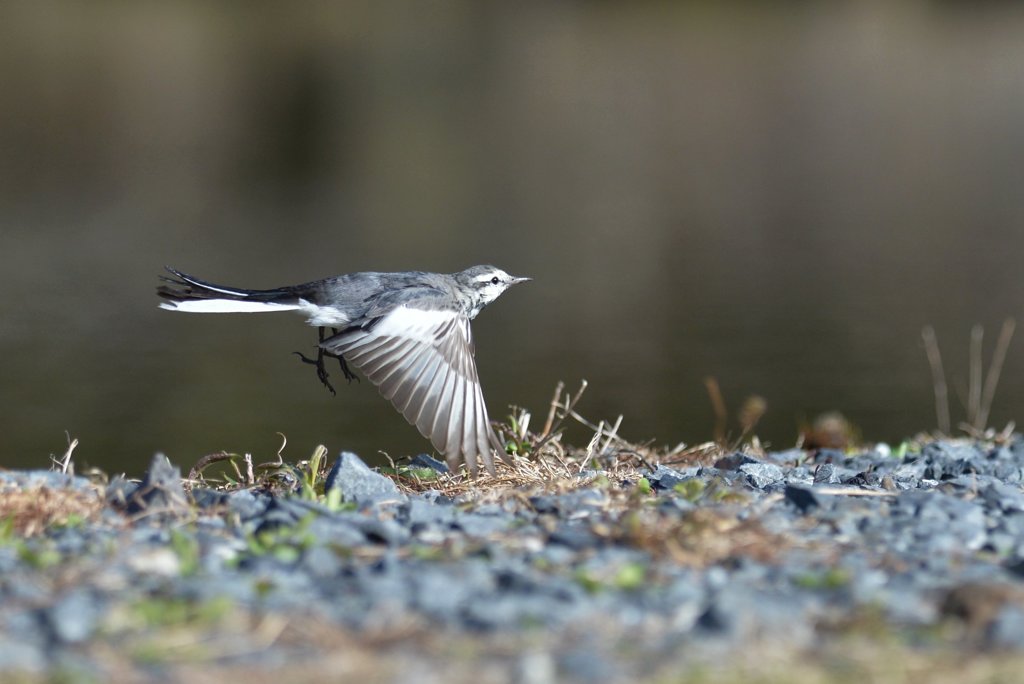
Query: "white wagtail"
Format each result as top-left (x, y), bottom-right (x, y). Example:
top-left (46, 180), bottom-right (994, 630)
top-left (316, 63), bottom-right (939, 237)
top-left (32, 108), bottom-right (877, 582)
top-left (157, 265), bottom-right (530, 476)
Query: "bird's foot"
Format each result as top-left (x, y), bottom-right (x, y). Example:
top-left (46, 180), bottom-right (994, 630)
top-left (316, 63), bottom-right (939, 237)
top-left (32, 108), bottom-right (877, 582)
top-left (293, 350), bottom-right (337, 396)
top-left (336, 355), bottom-right (359, 384)
top-left (326, 327), bottom-right (359, 384)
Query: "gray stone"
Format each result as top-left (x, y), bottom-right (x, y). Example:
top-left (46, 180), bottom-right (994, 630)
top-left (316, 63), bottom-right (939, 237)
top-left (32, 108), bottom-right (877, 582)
top-left (548, 522), bottom-right (600, 550)
top-left (740, 462), bottom-right (784, 489)
top-left (648, 465), bottom-right (697, 490)
top-left (45, 590), bottom-right (99, 644)
top-left (784, 485), bottom-right (820, 513)
top-left (452, 512), bottom-right (511, 538)
top-left (0, 637), bottom-right (45, 672)
top-left (350, 516), bottom-right (411, 546)
top-left (118, 453), bottom-right (189, 515)
top-left (409, 453), bottom-right (449, 473)
top-left (305, 516), bottom-right (366, 547)
top-left (713, 453), bottom-right (760, 471)
top-left (325, 451), bottom-right (405, 505)
top-left (401, 497), bottom-right (457, 527)
top-left (990, 606), bottom-right (1024, 649)
top-left (227, 489), bottom-right (271, 519)
top-left (302, 545), bottom-right (345, 579)
top-left (982, 481), bottom-right (1024, 513)
top-left (813, 463), bottom-right (840, 484)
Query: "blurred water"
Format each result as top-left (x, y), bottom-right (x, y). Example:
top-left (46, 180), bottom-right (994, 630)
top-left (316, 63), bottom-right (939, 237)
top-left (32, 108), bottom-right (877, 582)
top-left (2, 2), bottom-right (1024, 474)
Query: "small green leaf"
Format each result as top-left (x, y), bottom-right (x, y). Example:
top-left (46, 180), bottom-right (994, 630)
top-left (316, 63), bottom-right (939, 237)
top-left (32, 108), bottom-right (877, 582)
top-left (613, 563), bottom-right (646, 590)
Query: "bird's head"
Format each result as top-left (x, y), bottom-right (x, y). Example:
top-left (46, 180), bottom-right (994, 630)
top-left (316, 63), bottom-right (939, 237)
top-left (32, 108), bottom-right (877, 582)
top-left (456, 265), bottom-right (531, 317)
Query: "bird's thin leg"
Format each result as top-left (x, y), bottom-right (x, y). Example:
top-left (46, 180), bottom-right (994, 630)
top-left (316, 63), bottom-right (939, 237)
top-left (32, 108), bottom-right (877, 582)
top-left (328, 327), bottom-right (359, 383)
top-left (293, 327), bottom-right (336, 396)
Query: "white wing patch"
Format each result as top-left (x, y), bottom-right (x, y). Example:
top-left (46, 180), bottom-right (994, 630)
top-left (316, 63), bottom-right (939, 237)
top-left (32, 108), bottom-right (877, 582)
top-left (322, 306), bottom-right (499, 476)
top-left (369, 306), bottom-right (459, 340)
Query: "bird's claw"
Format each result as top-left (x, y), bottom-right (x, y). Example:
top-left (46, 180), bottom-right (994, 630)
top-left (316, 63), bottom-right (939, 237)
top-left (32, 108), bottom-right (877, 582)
top-left (292, 351), bottom-right (337, 396)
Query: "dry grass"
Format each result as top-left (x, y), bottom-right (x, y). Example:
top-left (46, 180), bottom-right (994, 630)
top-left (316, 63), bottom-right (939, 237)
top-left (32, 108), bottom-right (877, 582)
top-left (607, 507), bottom-right (798, 568)
top-left (0, 480), bottom-right (105, 537)
top-left (390, 379), bottom-right (729, 500)
top-left (180, 380), bottom-right (734, 505)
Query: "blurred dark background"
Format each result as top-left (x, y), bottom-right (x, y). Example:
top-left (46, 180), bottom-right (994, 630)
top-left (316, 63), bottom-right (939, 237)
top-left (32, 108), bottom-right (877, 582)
top-left (2, 2), bottom-right (1024, 475)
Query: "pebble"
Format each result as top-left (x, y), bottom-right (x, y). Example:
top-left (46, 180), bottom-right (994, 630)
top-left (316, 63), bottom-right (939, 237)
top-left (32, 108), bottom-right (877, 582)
top-left (1, 439), bottom-right (1024, 679)
top-left (325, 451), bottom-right (406, 505)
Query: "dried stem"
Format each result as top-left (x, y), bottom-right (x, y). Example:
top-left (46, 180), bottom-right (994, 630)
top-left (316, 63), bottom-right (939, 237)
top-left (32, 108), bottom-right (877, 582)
top-left (976, 318), bottom-right (1016, 430)
top-left (539, 380), bottom-right (565, 440)
top-left (188, 451), bottom-right (237, 482)
top-left (534, 380), bottom-right (588, 452)
top-left (921, 325), bottom-right (950, 434)
top-left (51, 433), bottom-right (79, 475)
top-left (968, 324), bottom-right (983, 428)
top-left (704, 377), bottom-right (728, 445)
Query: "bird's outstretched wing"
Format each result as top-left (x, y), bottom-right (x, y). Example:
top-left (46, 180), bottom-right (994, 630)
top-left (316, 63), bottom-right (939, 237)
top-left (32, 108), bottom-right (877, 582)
top-left (321, 306), bottom-right (502, 476)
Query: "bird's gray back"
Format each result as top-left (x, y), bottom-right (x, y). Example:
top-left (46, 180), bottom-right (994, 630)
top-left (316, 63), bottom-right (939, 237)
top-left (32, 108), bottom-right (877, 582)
top-left (302, 271), bottom-right (465, 325)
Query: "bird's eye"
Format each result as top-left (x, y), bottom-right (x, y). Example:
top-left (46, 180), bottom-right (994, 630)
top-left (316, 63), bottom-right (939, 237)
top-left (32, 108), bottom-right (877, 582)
top-left (491, 276), bottom-right (500, 285)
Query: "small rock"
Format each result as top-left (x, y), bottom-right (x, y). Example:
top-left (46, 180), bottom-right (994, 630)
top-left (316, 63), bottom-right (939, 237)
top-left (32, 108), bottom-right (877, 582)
top-left (548, 522), bottom-right (600, 550)
top-left (714, 453), bottom-right (759, 471)
top-left (990, 606), bottom-right (1024, 649)
top-left (452, 512), bottom-right (511, 538)
top-left (190, 487), bottom-right (228, 509)
top-left (813, 463), bottom-right (840, 484)
top-left (740, 463), bottom-right (784, 489)
top-left (529, 495), bottom-right (561, 514)
top-left (0, 637), bottom-right (45, 672)
top-left (325, 452), bottom-right (404, 505)
top-left (126, 547), bottom-right (182, 577)
top-left (402, 497), bottom-right (457, 527)
top-left (785, 485), bottom-right (820, 513)
top-left (227, 489), bottom-right (271, 519)
top-left (305, 517), bottom-right (367, 547)
top-left (648, 465), bottom-right (698, 490)
top-left (303, 545), bottom-right (344, 579)
top-left (409, 453), bottom-right (449, 473)
top-left (119, 454), bottom-right (189, 515)
top-left (982, 481), bottom-right (1024, 513)
top-left (45, 590), bottom-right (99, 644)
top-left (843, 471), bottom-right (881, 487)
top-left (351, 517), bottom-right (411, 546)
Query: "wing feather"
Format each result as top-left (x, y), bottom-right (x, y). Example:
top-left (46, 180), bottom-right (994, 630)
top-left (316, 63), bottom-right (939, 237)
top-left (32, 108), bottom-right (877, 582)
top-left (323, 307), bottom-right (499, 475)
top-left (391, 350), bottom-right (440, 411)
top-left (430, 365), bottom-right (458, 457)
top-left (407, 354), bottom-right (444, 422)
top-left (462, 377), bottom-right (479, 477)
top-left (379, 343), bottom-right (433, 401)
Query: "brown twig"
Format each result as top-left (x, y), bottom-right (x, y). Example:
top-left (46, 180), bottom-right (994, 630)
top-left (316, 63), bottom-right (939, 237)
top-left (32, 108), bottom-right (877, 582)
top-left (968, 324), bottom-right (983, 428)
top-left (188, 451), bottom-right (237, 482)
top-left (976, 318), bottom-right (1016, 431)
top-left (539, 380), bottom-right (565, 440)
top-left (51, 432), bottom-right (79, 475)
top-left (921, 325), bottom-right (950, 435)
top-left (704, 377), bottom-right (728, 445)
top-left (534, 380), bottom-right (588, 452)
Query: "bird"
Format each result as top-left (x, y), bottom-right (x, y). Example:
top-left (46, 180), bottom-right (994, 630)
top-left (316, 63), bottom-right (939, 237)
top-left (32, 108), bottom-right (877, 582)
top-left (156, 265), bottom-right (530, 476)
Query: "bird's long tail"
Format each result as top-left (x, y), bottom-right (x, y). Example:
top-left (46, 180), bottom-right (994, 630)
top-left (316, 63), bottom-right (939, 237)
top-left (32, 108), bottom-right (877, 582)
top-left (157, 266), bottom-right (304, 314)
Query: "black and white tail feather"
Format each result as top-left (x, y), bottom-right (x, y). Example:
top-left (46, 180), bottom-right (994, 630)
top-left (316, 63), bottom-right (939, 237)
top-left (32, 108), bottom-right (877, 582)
top-left (157, 265), bottom-right (530, 477)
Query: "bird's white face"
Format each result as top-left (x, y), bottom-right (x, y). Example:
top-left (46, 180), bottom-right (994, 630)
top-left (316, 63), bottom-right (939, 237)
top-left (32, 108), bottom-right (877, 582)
top-left (472, 268), bottom-right (516, 303)
top-left (464, 267), bottom-right (530, 317)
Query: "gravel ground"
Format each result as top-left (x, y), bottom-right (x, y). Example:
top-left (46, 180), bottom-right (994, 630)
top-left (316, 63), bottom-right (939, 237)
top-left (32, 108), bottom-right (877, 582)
top-left (4, 439), bottom-right (1024, 682)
